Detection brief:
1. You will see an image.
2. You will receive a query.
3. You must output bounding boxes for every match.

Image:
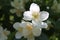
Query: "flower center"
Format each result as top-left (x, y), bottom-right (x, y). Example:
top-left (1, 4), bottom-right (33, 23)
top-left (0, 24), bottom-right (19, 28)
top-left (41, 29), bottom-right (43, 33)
top-left (18, 27), bottom-right (23, 32)
top-left (26, 24), bottom-right (33, 31)
top-left (32, 12), bottom-right (39, 20)
top-left (16, 9), bottom-right (21, 14)
top-left (3, 31), bottom-right (8, 36)
top-left (28, 32), bottom-right (33, 38)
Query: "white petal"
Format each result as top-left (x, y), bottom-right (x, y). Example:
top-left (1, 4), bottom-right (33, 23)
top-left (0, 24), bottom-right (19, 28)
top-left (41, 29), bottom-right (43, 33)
top-left (0, 26), bottom-right (3, 32)
top-left (40, 11), bottom-right (49, 21)
top-left (30, 3), bottom-right (40, 12)
top-left (15, 32), bottom-right (22, 39)
top-left (32, 27), bottom-right (41, 36)
top-left (4, 29), bottom-right (10, 36)
top-left (22, 22), bottom-right (32, 38)
top-left (20, 22), bottom-right (27, 28)
top-left (32, 20), bottom-right (38, 26)
top-left (21, 20), bottom-right (26, 23)
top-left (0, 32), bottom-right (4, 40)
top-left (11, 2), bottom-right (15, 7)
top-left (27, 36), bottom-right (35, 40)
top-left (23, 11), bottom-right (32, 20)
top-left (32, 20), bottom-right (41, 27)
top-left (22, 28), bottom-right (31, 38)
top-left (13, 22), bottom-right (27, 31)
top-left (10, 9), bottom-right (16, 13)
top-left (11, 1), bottom-right (19, 9)
top-left (40, 22), bottom-right (48, 28)
top-left (16, 13), bottom-right (22, 17)
top-left (0, 38), bottom-right (5, 40)
top-left (13, 22), bottom-right (21, 30)
top-left (14, 0), bottom-right (21, 9)
top-left (0, 32), bottom-right (7, 40)
top-left (3, 35), bottom-right (8, 40)
top-left (32, 21), bottom-right (48, 28)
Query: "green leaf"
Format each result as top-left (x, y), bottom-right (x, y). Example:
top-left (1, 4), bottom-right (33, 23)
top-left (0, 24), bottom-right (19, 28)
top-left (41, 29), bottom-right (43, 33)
top-left (54, 19), bottom-right (60, 32)
top-left (8, 32), bottom-right (16, 40)
top-left (35, 33), bottom-right (48, 40)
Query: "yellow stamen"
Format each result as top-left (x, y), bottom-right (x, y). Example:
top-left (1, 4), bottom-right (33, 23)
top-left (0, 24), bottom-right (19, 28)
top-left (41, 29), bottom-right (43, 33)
top-left (18, 27), bottom-right (23, 32)
top-left (3, 31), bottom-right (8, 36)
top-left (32, 12), bottom-right (39, 20)
top-left (28, 32), bottom-right (33, 37)
top-left (26, 24), bottom-right (33, 31)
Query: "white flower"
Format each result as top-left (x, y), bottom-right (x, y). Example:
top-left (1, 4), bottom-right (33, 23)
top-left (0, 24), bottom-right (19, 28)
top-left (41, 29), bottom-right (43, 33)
top-left (13, 21), bottom-right (42, 40)
top-left (11, 0), bottom-right (24, 9)
top-left (10, 9), bottom-right (22, 17)
top-left (23, 3), bottom-right (49, 21)
top-left (10, 0), bottom-right (25, 17)
top-left (0, 26), bottom-right (10, 40)
top-left (13, 3), bottom-right (49, 40)
top-left (51, 0), bottom-right (60, 13)
top-left (23, 3), bottom-right (49, 29)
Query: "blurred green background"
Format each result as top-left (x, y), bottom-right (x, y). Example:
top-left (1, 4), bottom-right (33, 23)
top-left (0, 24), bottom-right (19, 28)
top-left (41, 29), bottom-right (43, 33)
top-left (0, 0), bottom-right (60, 40)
